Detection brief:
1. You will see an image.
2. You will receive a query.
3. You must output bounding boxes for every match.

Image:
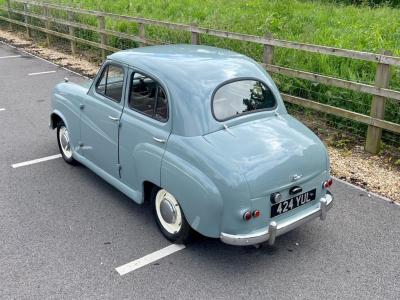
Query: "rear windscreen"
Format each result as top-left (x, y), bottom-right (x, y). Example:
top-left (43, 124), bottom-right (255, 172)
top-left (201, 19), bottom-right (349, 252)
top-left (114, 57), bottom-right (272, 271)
top-left (212, 79), bottom-right (276, 121)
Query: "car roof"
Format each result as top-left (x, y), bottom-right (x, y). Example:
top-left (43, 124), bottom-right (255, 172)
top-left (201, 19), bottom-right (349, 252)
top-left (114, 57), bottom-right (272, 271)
top-left (108, 44), bottom-right (262, 82)
top-left (108, 45), bottom-right (285, 136)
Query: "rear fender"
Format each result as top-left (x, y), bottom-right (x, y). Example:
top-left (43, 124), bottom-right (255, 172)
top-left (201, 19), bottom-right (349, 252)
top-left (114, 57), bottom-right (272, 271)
top-left (161, 152), bottom-right (223, 238)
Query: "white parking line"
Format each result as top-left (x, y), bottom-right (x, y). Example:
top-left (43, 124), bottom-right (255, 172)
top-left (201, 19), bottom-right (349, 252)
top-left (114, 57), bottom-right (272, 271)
top-left (0, 55), bottom-right (21, 59)
top-left (11, 154), bottom-right (62, 168)
top-left (115, 244), bottom-right (186, 276)
top-left (28, 70), bottom-right (57, 76)
top-left (0, 108), bottom-right (5, 111)
top-left (1, 41), bottom-right (89, 79)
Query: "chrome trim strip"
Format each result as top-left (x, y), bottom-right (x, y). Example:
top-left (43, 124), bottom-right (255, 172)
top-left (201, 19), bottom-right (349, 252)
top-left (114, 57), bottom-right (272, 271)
top-left (220, 191), bottom-right (333, 246)
top-left (153, 137), bottom-right (166, 143)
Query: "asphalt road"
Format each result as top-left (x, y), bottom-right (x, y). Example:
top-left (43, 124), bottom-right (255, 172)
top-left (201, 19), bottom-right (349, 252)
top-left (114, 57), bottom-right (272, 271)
top-left (0, 42), bottom-right (399, 300)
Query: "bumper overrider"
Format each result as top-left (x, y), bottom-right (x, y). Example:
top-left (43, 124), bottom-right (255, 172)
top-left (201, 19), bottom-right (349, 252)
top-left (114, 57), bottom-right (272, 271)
top-left (220, 191), bottom-right (334, 246)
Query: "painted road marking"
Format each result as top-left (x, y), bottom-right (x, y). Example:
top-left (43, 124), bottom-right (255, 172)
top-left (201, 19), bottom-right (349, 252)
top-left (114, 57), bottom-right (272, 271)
top-left (1, 41), bottom-right (88, 79)
top-left (28, 70), bottom-right (57, 76)
top-left (12, 154), bottom-right (62, 168)
top-left (115, 244), bottom-right (186, 276)
top-left (0, 55), bottom-right (21, 59)
top-left (0, 108), bottom-right (5, 111)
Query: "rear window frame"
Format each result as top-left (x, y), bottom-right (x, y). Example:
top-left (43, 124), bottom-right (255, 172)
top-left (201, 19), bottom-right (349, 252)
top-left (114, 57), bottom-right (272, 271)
top-left (211, 77), bottom-right (278, 122)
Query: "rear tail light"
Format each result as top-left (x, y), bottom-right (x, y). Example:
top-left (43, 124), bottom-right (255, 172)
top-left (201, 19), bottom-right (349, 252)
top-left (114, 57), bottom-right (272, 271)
top-left (323, 178), bottom-right (333, 189)
top-left (243, 211), bottom-right (252, 221)
top-left (243, 210), bottom-right (261, 221)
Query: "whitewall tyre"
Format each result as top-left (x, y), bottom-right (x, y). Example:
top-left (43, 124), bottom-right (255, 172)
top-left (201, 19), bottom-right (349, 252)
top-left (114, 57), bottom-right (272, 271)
top-left (153, 188), bottom-right (192, 244)
top-left (56, 121), bottom-right (77, 165)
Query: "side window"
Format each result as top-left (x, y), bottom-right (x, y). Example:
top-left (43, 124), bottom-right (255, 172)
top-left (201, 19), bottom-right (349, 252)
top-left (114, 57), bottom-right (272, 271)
top-left (129, 72), bottom-right (168, 122)
top-left (95, 64), bottom-right (124, 102)
top-left (155, 88), bottom-right (168, 122)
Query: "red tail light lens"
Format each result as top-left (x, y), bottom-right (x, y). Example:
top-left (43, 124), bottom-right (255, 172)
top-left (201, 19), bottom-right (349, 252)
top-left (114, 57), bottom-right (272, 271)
top-left (323, 178), bottom-right (333, 189)
top-left (243, 211), bottom-right (252, 221)
top-left (252, 210), bottom-right (261, 218)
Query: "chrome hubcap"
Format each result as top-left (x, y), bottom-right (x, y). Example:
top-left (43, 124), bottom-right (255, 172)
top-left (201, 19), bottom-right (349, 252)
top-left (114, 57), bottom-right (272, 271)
top-left (155, 189), bottom-right (182, 234)
top-left (160, 198), bottom-right (177, 224)
top-left (59, 126), bottom-right (72, 159)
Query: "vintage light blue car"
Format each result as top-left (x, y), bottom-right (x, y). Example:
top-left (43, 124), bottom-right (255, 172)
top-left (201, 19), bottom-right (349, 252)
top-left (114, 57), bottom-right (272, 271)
top-left (50, 45), bottom-right (333, 246)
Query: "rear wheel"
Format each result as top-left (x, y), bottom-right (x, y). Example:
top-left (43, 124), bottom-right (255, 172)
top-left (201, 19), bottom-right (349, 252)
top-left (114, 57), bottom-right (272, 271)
top-left (57, 121), bottom-right (77, 165)
top-left (153, 188), bottom-right (192, 244)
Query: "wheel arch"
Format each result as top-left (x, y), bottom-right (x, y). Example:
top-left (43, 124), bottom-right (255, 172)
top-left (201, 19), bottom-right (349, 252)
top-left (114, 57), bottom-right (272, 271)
top-left (49, 109), bottom-right (80, 155)
top-left (50, 110), bottom-right (67, 130)
top-left (143, 180), bottom-right (158, 204)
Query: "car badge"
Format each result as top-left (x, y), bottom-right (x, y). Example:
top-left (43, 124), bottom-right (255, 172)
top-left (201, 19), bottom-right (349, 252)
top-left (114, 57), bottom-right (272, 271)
top-left (292, 174), bottom-right (302, 181)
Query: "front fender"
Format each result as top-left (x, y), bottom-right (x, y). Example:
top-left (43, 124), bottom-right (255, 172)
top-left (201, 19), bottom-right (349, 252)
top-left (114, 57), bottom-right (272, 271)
top-left (50, 82), bottom-right (86, 154)
top-left (50, 106), bottom-right (80, 154)
top-left (49, 109), bottom-right (68, 129)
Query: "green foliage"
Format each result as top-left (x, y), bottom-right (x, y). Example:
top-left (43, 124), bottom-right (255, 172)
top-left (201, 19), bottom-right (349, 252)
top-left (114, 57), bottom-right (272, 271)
top-left (22, 0), bottom-right (399, 58)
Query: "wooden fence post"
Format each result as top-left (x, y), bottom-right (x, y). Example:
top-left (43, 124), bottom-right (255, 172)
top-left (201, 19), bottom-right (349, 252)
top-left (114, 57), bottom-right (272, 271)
top-left (6, 0), bottom-right (13, 30)
top-left (263, 33), bottom-right (274, 65)
top-left (365, 50), bottom-right (392, 154)
top-left (138, 23), bottom-right (145, 47)
top-left (190, 23), bottom-right (199, 45)
top-left (43, 5), bottom-right (51, 46)
top-left (97, 15), bottom-right (106, 60)
top-left (68, 11), bottom-right (76, 54)
top-left (23, 1), bottom-right (32, 38)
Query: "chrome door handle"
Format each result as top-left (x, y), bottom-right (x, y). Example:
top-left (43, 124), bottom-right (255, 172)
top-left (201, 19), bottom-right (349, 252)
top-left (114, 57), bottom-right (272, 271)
top-left (108, 116), bottom-right (119, 121)
top-left (153, 137), bottom-right (166, 143)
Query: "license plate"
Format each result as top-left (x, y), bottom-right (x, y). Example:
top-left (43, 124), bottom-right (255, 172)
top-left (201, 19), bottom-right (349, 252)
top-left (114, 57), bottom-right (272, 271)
top-left (270, 189), bottom-right (316, 218)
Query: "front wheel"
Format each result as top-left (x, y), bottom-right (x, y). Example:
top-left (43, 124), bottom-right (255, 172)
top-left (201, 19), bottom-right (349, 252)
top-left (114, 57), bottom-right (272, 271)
top-left (153, 188), bottom-right (192, 244)
top-left (57, 121), bottom-right (77, 165)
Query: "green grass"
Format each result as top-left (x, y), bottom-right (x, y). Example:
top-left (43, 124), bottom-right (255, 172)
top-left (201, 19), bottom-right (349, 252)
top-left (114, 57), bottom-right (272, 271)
top-left (48, 0), bottom-right (400, 55)
top-left (35, 0), bottom-right (400, 85)
top-left (1, 0), bottom-right (399, 146)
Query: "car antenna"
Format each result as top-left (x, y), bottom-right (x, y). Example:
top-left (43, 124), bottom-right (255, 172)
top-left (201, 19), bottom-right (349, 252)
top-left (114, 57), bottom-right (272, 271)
top-left (223, 124), bottom-right (235, 136)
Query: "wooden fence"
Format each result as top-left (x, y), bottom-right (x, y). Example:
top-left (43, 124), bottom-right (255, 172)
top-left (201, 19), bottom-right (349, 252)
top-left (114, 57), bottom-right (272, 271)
top-left (1, 0), bottom-right (399, 154)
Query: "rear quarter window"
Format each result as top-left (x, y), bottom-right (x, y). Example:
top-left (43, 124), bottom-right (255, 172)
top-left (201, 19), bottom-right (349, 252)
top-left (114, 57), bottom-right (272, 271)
top-left (128, 72), bottom-right (168, 122)
top-left (212, 79), bottom-right (276, 121)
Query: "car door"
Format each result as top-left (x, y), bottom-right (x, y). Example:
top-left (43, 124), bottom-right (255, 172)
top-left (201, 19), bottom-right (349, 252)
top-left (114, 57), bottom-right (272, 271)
top-left (119, 69), bottom-right (171, 193)
top-left (81, 62), bottom-right (126, 178)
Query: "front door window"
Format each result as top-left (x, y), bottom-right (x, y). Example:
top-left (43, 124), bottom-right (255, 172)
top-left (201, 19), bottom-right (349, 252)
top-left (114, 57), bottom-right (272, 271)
top-left (95, 64), bottom-right (124, 103)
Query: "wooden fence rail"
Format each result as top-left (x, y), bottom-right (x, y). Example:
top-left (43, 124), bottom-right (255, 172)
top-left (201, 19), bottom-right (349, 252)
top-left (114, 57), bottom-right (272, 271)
top-left (1, 0), bottom-right (400, 153)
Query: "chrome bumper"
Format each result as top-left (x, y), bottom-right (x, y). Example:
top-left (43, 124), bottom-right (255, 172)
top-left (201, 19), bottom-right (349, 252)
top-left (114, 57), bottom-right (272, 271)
top-left (220, 191), bottom-right (333, 246)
